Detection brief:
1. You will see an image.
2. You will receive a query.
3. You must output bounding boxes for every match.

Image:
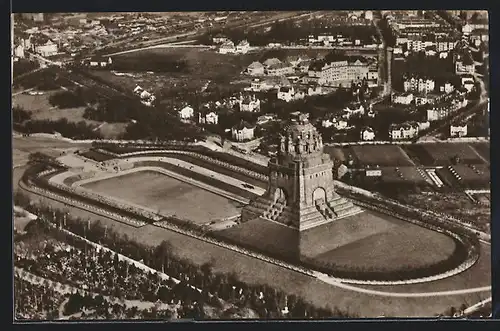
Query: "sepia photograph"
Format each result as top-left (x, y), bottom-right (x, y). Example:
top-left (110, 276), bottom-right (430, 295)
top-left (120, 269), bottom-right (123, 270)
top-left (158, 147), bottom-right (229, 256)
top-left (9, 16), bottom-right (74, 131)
top-left (11, 10), bottom-right (491, 321)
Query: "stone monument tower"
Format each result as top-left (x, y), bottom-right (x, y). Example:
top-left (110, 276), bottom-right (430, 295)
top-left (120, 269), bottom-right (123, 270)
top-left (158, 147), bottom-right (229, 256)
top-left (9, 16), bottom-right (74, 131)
top-left (241, 112), bottom-right (362, 232)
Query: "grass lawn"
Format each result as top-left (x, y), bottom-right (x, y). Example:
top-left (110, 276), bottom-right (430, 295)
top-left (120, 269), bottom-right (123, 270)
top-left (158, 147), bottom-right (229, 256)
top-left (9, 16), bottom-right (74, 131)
top-left (470, 143), bottom-right (490, 163)
top-left (301, 211), bottom-right (399, 258)
top-left (313, 218), bottom-right (457, 272)
top-left (12, 91), bottom-right (127, 139)
top-left (216, 217), bottom-right (299, 259)
top-left (82, 170), bottom-right (242, 224)
top-left (349, 145), bottom-right (415, 167)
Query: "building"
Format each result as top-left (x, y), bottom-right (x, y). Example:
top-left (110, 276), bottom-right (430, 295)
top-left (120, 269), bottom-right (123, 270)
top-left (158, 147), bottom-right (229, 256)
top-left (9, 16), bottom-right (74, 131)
top-left (322, 116), bottom-right (348, 130)
top-left (178, 105), bottom-right (194, 120)
top-left (239, 94), bottom-right (261, 112)
top-left (219, 40), bottom-right (236, 54)
top-left (89, 56), bottom-right (113, 68)
top-left (14, 44), bottom-right (25, 59)
top-left (236, 40), bottom-right (250, 54)
top-left (257, 114), bottom-right (277, 125)
top-left (427, 106), bottom-right (452, 121)
top-left (307, 55), bottom-right (370, 86)
top-left (360, 126), bottom-right (375, 141)
top-left (342, 103), bottom-right (365, 119)
top-left (454, 51), bottom-right (475, 75)
top-left (247, 61), bottom-right (265, 76)
top-left (439, 82), bottom-right (455, 94)
top-left (33, 39), bottom-right (58, 57)
top-left (392, 92), bottom-right (414, 105)
top-left (263, 58), bottom-right (282, 68)
top-left (450, 123), bottom-right (468, 137)
top-left (403, 75), bottom-right (435, 94)
top-left (436, 38), bottom-right (457, 52)
top-left (246, 78), bottom-right (279, 92)
top-left (297, 60), bottom-right (312, 73)
top-left (266, 62), bottom-right (294, 76)
top-left (277, 86), bottom-right (295, 102)
top-left (389, 122), bottom-right (419, 140)
top-left (231, 121), bottom-right (256, 141)
top-left (212, 34), bottom-right (228, 44)
top-left (198, 110), bottom-right (219, 125)
top-left (241, 112), bottom-right (363, 241)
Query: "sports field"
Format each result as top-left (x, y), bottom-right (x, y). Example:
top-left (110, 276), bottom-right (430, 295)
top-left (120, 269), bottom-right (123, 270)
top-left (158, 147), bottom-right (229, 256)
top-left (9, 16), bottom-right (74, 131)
top-left (406, 143), bottom-right (487, 166)
top-left (82, 170), bottom-right (242, 224)
top-left (349, 145), bottom-right (415, 167)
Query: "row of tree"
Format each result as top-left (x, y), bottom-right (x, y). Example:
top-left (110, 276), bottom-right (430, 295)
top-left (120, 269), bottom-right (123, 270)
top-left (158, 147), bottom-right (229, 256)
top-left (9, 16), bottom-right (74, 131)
top-left (14, 191), bottom-right (354, 319)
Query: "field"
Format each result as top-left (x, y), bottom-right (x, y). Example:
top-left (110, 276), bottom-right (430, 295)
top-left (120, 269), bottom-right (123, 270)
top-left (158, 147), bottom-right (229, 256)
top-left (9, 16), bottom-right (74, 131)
top-left (82, 170), bottom-right (242, 224)
top-left (349, 145), bottom-right (415, 167)
top-left (313, 217), bottom-right (457, 272)
top-left (106, 47), bottom-right (259, 94)
top-left (216, 217), bottom-right (299, 259)
top-left (405, 143), bottom-right (487, 166)
top-left (380, 167), bottom-right (432, 186)
top-left (12, 91), bottom-right (127, 139)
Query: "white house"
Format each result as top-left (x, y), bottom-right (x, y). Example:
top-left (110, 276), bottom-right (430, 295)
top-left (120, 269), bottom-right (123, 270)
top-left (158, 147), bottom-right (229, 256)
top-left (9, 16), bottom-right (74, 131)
top-left (266, 62), bottom-right (294, 76)
top-left (418, 121), bottom-right (431, 131)
top-left (360, 127), bottom-right (375, 141)
top-left (247, 61), bottom-right (265, 76)
top-left (392, 92), bottom-right (414, 105)
top-left (450, 123), bottom-right (468, 137)
top-left (342, 103), bottom-right (365, 119)
top-left (34, 39), bottom-right (58, 57)
top-left (236, 40), bottom-right (250, 54)
top-left (439, 82), bottom-right (455, 94)
top-left (389, 122), bottom-right (419, 140)
top-left (427, 107), bottom-right (451, 122)
top-left (219, 40), bottom-right (236, 54)
top-left (198, 111), bottom-right (219, 125)
top-left (178, 105), bottom-right (194, 120)
top-left (403, 76), bottom-right (435, 94)
top-left (212, 34), bottom-right (228, 44)
top-left (231, 121), bottom-right (256, 141)
top-left (14, 44), bottom-right (25, 59)
top-left (322, 117), bottom-right (348, 130)
top-left (277, 86), bottom-right (295, 102)
top-left (239, 95), bottom-right (261, 112)
top-left (89, 56), bottom-right (113, 68)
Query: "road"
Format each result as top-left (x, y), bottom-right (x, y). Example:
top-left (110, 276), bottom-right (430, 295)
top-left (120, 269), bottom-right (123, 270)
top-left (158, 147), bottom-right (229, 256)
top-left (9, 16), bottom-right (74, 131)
top-left (421, 74), bottom-right (488, 139)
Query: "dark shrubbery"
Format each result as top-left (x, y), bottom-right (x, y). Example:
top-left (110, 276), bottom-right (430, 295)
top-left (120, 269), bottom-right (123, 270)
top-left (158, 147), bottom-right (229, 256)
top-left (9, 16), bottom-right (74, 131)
top-left (48, 90), bottom-right (87, 109)
top-left (16, 118), bottom-right (101, 140)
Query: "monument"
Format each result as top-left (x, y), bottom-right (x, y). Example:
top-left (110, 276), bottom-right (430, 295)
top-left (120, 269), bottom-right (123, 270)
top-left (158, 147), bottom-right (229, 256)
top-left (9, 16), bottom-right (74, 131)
top-left (241, 112), bottom-right (363, 233)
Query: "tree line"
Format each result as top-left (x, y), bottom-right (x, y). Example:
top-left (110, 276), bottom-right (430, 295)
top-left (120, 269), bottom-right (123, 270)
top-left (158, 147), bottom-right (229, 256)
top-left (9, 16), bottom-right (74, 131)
top-left (14, 191), bottom-right (355, 319)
